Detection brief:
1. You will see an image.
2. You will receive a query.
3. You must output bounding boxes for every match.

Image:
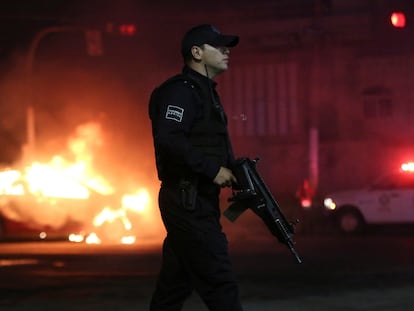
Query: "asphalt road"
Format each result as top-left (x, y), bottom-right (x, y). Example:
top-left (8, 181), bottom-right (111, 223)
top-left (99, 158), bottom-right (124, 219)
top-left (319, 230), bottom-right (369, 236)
top-left (1, 231), bottom-right (414, 311)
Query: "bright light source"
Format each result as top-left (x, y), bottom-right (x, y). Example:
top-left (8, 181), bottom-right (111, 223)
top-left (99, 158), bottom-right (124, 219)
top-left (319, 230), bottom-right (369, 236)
top-left (390, 12), bottom-right (406, 28)
top-left (85, 232), bottom-right (101, 244)
top-left (401, 162), bottom-right (414, 172)
top-left (324, 198), bottom-right (336, 210)
top-left (69, 233), bottom-right (84, 243)
top-left (300, 198), bottom-right (312, 209)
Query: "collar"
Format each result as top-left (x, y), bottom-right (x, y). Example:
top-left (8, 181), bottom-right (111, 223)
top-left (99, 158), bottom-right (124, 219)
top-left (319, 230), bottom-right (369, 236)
top-left (182, 66), bottom-right (217, 89)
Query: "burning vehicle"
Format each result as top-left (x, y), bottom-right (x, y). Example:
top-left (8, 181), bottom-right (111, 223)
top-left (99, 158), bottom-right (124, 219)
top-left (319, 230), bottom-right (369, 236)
top-left (0, 122), bottom-right (163, 244)
top-left (0, 167), bottom-right (86, 241)
top-left (0, 158), bottom-right (153, 243)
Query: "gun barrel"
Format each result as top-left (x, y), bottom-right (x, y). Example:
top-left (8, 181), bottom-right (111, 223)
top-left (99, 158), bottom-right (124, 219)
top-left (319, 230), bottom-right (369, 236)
top-left (287, 240), bottom-right (303, 264)
top-left (275, 219), bottom-right (302, 264)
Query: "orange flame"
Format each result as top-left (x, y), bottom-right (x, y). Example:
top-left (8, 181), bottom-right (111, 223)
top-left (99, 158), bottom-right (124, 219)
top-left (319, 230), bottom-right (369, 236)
top-left (0, 121), bottom-right (163, 244)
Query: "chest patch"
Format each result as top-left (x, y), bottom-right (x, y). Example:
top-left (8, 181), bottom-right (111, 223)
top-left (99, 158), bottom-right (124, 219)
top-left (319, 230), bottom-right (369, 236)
top-left (165, 105), bottom-right (184, 122)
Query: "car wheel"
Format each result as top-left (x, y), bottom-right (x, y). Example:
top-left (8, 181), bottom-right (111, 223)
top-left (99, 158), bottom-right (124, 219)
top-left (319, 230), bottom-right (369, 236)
top-left (337, 209), bottom-right (364, 234)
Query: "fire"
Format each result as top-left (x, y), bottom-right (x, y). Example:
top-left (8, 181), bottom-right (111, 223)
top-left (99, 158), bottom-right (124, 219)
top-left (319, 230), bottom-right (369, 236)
top-left (0, 121), bottom-right (163, 245)
top-left (85, 232), bottom-right (101, 244)
top-left (25, 159), bottom-right (90, 199)
top-left (122, 189), bottom-right (150, 213)
top-left (81, 189), bottom-right (151, 244)
top-left (0, 170), bottom-right (24, 195)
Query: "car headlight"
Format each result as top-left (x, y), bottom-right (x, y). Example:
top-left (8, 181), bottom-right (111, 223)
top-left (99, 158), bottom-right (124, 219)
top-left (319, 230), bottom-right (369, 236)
top-left (324, 197), bottom-right (336, 210)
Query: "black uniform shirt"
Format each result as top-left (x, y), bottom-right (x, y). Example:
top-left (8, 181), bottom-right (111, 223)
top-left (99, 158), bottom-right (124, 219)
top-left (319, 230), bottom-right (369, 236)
top-left (150, 66), bottom-right (223, 181)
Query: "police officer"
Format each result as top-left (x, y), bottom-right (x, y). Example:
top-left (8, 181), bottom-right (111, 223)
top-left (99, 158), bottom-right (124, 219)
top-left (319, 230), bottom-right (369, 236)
top-left (148, 24), bottom-right (243, 311)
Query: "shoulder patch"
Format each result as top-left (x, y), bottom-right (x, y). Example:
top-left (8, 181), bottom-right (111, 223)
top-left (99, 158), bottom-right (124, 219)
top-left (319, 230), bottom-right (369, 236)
top-left (165, 105), bottom-right (184, 122)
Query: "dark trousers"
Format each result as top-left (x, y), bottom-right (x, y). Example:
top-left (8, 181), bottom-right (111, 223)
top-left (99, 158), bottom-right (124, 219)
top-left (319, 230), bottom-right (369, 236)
top-left (149, 185), bottom-right (243, 311)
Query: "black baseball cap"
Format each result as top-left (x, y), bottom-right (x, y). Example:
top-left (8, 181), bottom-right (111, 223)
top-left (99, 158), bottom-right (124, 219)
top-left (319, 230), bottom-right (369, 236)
top-left (181, 24), bottom-right (239, 58)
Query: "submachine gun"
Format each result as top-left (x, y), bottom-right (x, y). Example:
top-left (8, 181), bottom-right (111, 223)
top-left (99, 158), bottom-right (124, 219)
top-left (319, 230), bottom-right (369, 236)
top-left (224, 157), bottom-right (302, 264)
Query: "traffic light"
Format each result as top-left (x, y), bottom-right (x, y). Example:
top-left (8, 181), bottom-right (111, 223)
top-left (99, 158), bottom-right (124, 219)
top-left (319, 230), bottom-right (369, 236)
top-left (390, 11), bottom-right (406, 28)
top-left (119, 24), bottom-right (136, 36)
top-left (106, 22), bottom-right (137, 36)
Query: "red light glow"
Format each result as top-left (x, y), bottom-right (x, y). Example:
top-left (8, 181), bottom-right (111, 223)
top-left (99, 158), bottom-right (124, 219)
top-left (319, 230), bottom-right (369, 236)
top-left (390, 12), bottom-right (406, 28)
top-left (119, 24), bottom-right (136, 36)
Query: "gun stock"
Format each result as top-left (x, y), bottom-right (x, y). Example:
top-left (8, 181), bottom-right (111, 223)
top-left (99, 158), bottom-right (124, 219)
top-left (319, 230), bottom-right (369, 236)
top-left (224, 157), bottom-right (302, 264)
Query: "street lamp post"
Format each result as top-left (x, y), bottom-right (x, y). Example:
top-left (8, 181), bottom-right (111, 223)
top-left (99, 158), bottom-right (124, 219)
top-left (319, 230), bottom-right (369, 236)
top-left (23, 26), bottom-right (93, 163)
top-left (307, 0), bottom-right (324, 193)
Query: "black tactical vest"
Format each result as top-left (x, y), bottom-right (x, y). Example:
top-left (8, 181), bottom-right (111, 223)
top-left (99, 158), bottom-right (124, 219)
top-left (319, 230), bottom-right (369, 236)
top-left (149, 72), bottom-right (231, 180)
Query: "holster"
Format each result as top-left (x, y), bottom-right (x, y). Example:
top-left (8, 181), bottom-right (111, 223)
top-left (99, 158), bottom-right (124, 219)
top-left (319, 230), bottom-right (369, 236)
top-left (178, 178), bottom-right (198, 211)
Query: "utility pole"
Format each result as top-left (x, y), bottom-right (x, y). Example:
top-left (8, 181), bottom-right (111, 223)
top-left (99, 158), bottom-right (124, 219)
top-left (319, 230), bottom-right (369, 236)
top-left (308, 0), bottom-right (324, 192)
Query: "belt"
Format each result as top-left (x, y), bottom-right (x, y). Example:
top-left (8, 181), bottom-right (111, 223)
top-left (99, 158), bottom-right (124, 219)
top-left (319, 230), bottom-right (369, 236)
top-left (161, 176), bottom-right (219, 193)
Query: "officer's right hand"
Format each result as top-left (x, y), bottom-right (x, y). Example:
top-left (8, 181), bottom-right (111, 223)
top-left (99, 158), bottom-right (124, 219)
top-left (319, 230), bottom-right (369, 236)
top-left (213, 167), bottom-right (237, 188)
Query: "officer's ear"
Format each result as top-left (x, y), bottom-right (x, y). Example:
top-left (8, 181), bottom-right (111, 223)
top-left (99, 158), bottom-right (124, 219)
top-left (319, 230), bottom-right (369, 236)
top-left (191, 46), bottom-right (203, 61)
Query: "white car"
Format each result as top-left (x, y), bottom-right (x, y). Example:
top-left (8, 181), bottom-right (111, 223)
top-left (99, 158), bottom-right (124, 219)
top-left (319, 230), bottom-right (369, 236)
top-left (323, 163), bottom-right (414, 233)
